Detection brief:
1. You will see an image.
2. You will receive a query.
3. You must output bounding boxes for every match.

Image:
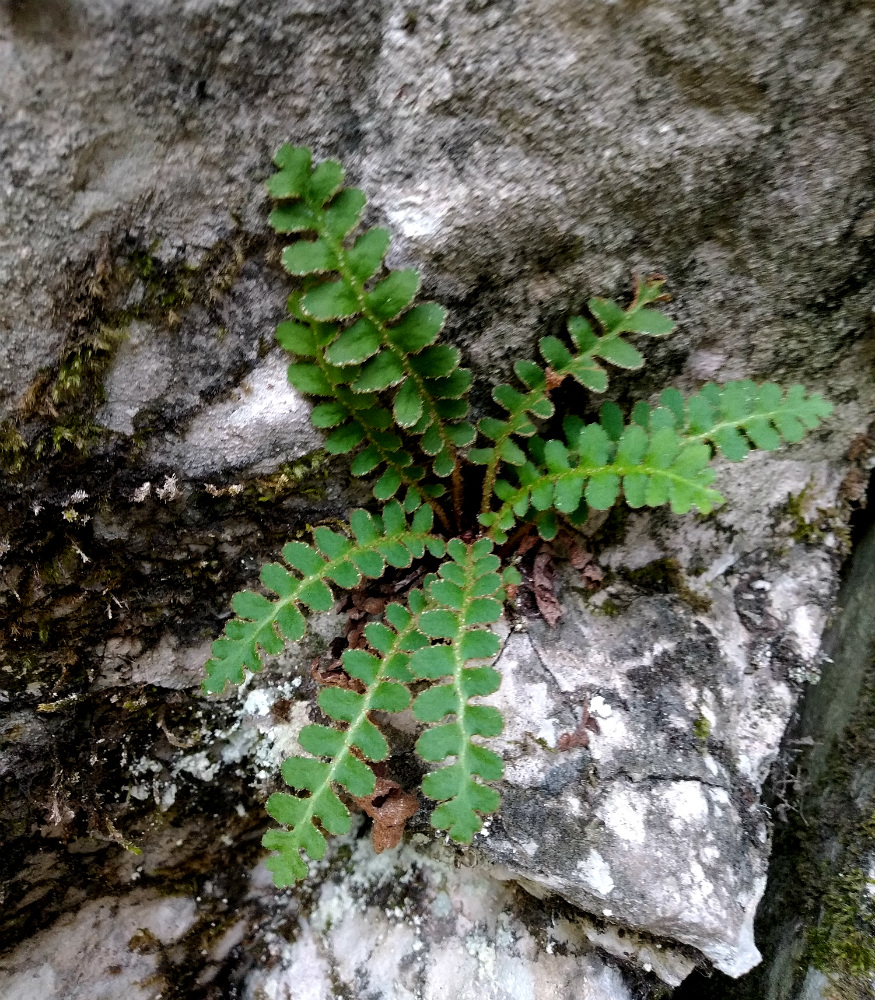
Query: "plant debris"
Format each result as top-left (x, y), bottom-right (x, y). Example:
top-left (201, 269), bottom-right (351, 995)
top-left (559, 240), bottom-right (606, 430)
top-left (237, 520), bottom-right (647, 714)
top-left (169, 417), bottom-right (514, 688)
top-left (557, 697), bottom-right (600, 751)
top-left (353, 775), bottom-right (420, 853)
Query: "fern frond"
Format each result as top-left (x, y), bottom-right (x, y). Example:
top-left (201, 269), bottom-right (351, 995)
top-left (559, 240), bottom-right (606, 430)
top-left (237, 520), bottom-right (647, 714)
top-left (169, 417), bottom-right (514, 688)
top-left (473, 278), bottom-right (674, 514)
top-left (203, 500), bottom-right (445, 694)
top-left (266, 145), bottom-right (474, 521)
top-left (409, 538), bottom-right (506, 841)
top-left (263, 597), bottom-right (429, 885)
top-left (643, 380), bottom-right (834, 462)
top-left (543, 275), bottom-right (675, 392)
top-left (480, 380), bottom-right (832, 542)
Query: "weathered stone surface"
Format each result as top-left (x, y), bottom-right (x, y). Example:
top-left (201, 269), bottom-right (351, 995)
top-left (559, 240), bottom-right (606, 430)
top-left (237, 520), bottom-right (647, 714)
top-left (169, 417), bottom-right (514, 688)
top-left (243, 834), bottom-right (645, 1000)
top-left (686, 517), bottom-right (875, 1000)
top-left (0, 892), bottom-right (198, 1000)
top-left (481, 455), bottom-right (845, 977)
top-left (0, 829), bottom-right (659, 1000)
top-left (144, 350), bottom-right (322, 479)
top-left (1, 0), bottom-right (874, 995)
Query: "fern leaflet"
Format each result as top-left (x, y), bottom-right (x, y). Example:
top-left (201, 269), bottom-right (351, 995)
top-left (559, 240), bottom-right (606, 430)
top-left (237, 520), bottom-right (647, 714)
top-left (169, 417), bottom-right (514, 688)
top-left (204, 499), bottom-right (444, 693)
top-left (409, 538), bottom-right (508, 841)
top-left (263, 598), bottom-right (427, 884)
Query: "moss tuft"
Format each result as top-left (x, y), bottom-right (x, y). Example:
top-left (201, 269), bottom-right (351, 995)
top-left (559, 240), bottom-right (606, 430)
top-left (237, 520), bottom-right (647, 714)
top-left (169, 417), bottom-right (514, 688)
top-left (0, 422), bottom-right (28, 474)
top-left (3, 232), bottom-right (258, 477)
top-left (692, 715), bottom-right (712, 742)
top-left (251, 452), bottom-right (331, 502)
top-left (781, 481), bottom-right (851, 551)
top-left (809, 858), bottom-right (875, 981)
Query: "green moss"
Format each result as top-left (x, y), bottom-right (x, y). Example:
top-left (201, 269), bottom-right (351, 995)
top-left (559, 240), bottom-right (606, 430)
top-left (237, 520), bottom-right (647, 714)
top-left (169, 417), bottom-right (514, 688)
top-left (0, 422), bottom-right (27, 474)
top-left (251, 452), bottom-right (331, 502)
top-left (124, 236), bottom-right (250, 326)
top-left (809, 854), bottom-right (875, 980)
top-left (787, 484), bottom-right (828, 544)
top-left (50, 327), bottom-right (124, 404)
top-left (2, 233), bottom-right (257, 477)
top-left (762, 649), bottom-right (875, 993)
top-left (126, 249), bottom-right (195, 321)
top-left (781, 481), bottom-right (851, 551)
top-left (805, 795), bottom-right (875, 984)
top-left (34, 417), bottom-right (107, 460)
top-left (623, 557), bottom-right (713, 614)
top-left (692, 715), bottom-right (712, 742)
top-left (7, 327), bottom-right (122, 470)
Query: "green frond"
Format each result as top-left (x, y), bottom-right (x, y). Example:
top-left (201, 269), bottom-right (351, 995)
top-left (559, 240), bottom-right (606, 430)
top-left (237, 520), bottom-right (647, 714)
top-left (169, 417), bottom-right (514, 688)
top-left (266, 146), bottom-right (473, 510)
top-left (482, 379), bottom-right (832, 541)
top-left (263, 602), bottom-right (428, 885)
top-left (644, 380), bottom-right (834, 461)
top-left (409, 538), bottom-right (505, 842)
top-left (203, 500), bottom-right (444, 694)
top-left (545, 276), bottom-right (675, 393)
top-left (475, 279), bottom-right (676, 517)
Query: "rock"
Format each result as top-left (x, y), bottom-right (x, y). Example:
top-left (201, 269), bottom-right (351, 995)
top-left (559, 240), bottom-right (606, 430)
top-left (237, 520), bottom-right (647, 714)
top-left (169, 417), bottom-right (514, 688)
top-left (0, 892), bottom-right (197, 1000)
top-left (0, 829), bottom-right (655, 1000)
top-left (95, 631), bottom-right (215, 690)
top-left (691, 517), bottom-right (875, 999)
top-left (472, 454), bottom-right (845, 977)
top-left (243, 832), bottom-right (645, 1000)
top-left (96, 322), bottom-right (176, 437)
top-left (2, 0), bottom-right (873, 436)
top-left (144, 350), bottom-right (323, 478)
top-left (1, 0), bottom-right (873, 994)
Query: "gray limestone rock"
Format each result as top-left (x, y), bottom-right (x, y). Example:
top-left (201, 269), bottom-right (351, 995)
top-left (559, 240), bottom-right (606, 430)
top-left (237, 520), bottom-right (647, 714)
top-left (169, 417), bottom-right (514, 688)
top-left (1, 0), bottom-right (874, 995)
top-left (144, 350), bottom-right (323, 478)
top-left (0, 835), bottom-right (650, 1000)
top-left (0, 893), bottom-right (198, 1000)
top-left (480, 456), bottom-right (845, 977)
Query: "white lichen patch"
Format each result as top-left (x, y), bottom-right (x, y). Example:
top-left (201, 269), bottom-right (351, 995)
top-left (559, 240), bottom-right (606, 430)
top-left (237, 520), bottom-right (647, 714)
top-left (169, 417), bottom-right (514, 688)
top-left (577, 849), bottom-right (615, 896)
top-left (598, 787), bottom-right (647, 845)
top-left (768, 566), bottom-right (831, 663)
top-left (173, 750), bottom-right (220, 783)
top-left (661, 782), bottom-right (709, 832)
top-left (589, 695), bottom-right (612, 719)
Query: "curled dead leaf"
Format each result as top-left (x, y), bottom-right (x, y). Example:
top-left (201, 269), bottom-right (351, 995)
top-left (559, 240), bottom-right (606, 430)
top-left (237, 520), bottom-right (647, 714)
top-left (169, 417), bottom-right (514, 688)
top-left (846, 431), bottom-right (873, 462)
top-left (353, 776), bottom-right (419, 853)
top-left (312, 657), bottom-right (365, 693)
top-left (515, 528), bottom-right (541, 559)
top-left (544, 366), bottom-right (565, 391)
top-left (840, 466), bottom-right (868, 504)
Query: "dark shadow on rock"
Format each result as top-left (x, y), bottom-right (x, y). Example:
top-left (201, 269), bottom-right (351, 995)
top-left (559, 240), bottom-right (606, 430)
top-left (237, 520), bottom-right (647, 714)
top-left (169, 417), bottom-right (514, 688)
top-left (3, 0), bottom-right (80, 43)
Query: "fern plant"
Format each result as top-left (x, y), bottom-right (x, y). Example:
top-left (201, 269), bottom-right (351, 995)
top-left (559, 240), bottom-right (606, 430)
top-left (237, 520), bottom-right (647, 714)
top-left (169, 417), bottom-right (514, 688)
top-left (204, 145), bottom-right (833, 886)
